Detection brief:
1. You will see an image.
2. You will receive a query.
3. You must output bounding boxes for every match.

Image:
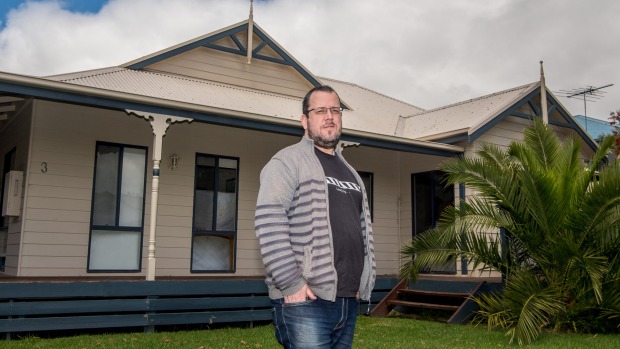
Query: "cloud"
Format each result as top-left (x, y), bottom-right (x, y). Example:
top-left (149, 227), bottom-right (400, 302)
top-left (0, 0), bottom-right (618, 119)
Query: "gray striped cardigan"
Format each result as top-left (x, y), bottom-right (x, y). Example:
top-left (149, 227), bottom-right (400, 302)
top-left (255, 137), bottom-right (376, 301)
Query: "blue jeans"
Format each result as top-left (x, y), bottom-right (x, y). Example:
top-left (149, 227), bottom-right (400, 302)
top-left (271, 297), bottom-right (359, 349)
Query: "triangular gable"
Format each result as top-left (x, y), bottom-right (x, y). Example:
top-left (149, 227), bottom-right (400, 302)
top-left (468, 83), bottom-right (598, 152)
top-left (121, 20), bottom-right (325, 99)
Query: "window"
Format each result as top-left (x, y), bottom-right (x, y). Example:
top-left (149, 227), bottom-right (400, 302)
top-left (88, 143), bottom-right (147, 272)
top-left (411, 170), bottom-right (455, 274)
top-left (358, 171), bottom-right (373, 220)
top-left (192, 154), bottom-right (239, 272)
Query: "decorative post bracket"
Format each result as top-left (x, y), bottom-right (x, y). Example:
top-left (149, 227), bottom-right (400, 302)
top-left (126, 110), bottom-right (192, 281)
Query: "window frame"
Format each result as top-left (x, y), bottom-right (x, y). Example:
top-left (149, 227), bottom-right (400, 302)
top-left (191, 153), bottom-right (240, 273)
top-left (87, 141), bottom-right (148, 273)
top-left (357, 171), bottom-right (374, 221)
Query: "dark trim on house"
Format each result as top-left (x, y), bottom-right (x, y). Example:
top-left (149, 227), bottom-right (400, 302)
top-left (0, 277), bottom-right (401, 337)
top-left (432, 133), bottom-right (468, 145)
top-left (190, 153), bottom-right (240, 273)
top-left (87, 142), bottom-right (148, 273)
top-left (459, 183), bottom-right (468, 275)
top-left (341, 134), bottom-right (461, 157)
top-left (125, 22), bottom-right (324, 89)
top-left (469, 87), bottom-right (598, 152)
top-left (0, 81), bottom-right (461, 157)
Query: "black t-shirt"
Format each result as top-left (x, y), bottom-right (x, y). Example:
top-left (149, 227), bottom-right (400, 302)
top-left (315, 148), bottom-right (364, 297)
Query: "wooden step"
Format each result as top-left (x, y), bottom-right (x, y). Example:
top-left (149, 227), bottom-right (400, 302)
top-left (398, 289), bottom-right (470, 298)
top-left (387, 300), bottom-right (460, 311)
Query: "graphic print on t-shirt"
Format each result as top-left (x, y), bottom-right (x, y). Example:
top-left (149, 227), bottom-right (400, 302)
top-left (325, 176), bottom-right (362, 194)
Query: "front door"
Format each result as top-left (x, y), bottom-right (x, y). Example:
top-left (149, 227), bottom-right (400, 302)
top-left (411, 170), bottom-right (456, 274)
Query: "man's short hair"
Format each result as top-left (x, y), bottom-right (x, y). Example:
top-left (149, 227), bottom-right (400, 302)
top-left (302, 85), bottom-right (341, 115)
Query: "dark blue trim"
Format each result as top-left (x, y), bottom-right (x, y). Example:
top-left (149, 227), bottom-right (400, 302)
top-left (252, 28), bottom-right (323, 87)
top-left (549, 120), bottom-right (572, 128)
top-left (459, 184), bottom-right (468, 275)
top-left (205, 43), bottom-right (246, 56)
top-left (252, 53), bottom-right (289, 65)
top-left (528, 100), bottom-right (540, 117)
top-left (432, 133), bottom-right (468, 144)
top-left (469, 88), bottom-right (541, 142)
top-left (126, 25), bottom-right (247, 69)
top-left (547, 93), bottom-right (598, 151)
top-left (191, 153), bottom-right (240, 273)
top-left (125, 22), bottom-right (323, 88)
top-left (499, 227), bottom-right (507, 286)
top-left (0, 80), bottom-right (462, 156)
top-left (230, 34), bottom-right (245, 51)
top-left (252, 41), bottom-right (267, 54)
top-left (87, 142), bottom-right (148, 273)
top-left (469, 86), bottom-right (597, 152)
top-left (153, 168), bottom-right (160, 176)
top-left (512, 111), bottom-right (535, 120)
top-left (340, 134), bottom-right (461, 157)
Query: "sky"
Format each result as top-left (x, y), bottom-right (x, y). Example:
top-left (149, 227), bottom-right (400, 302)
top-left (0, 0), bottom-right (618, 121)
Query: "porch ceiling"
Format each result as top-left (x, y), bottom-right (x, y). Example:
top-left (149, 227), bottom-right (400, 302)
top-left (0, 94), bottom-right (26, 130)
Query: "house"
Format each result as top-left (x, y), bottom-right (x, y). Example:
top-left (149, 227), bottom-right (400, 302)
top-left (0, 18), bottom-right (598, 331)
top-left (574, 115), bottom-right (615, 142)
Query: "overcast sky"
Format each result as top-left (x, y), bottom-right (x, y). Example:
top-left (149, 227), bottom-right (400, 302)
top-left (0, 0), bottom-right (617, 121)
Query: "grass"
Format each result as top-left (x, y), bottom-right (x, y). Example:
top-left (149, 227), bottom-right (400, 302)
top-left (1, 316), bottom-right (618, 348)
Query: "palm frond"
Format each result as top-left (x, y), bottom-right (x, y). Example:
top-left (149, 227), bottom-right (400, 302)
top-left (402, 118), bottom-right (620, 343)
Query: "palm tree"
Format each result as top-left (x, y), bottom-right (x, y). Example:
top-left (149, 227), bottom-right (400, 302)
top-left (400, 119), bottom-right (620, 345)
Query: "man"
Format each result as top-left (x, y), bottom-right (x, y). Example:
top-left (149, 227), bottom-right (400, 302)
top-left (255, 85), bottom-right (376, 348)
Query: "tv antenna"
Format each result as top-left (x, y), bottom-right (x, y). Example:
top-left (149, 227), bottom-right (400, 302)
top-left (555, 84), bottom-right (613, 131)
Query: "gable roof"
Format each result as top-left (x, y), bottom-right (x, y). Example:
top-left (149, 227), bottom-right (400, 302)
top-left (4, 19), bottom-right (594, 156)
top-left (43, 66), bottom-right (426, 141)
top-left (46, 66), bottom-right (302, 121)
top-left (401, 81), bottom-right (598, 152)
top-left (320, 77), bottom-right (424, 136)
top-left (122, 20), bottom-right (324, 93)
top-left (402, 82), bottom-right (538, 140)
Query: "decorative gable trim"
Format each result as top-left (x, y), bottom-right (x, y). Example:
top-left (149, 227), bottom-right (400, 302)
top-left (469, 86), bottom-right (597, 152)
top-left (123, 21), bottom-right (323, 88)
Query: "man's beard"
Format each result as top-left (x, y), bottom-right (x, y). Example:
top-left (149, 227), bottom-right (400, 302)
top-left (307, 123), bottom-right (341, 149)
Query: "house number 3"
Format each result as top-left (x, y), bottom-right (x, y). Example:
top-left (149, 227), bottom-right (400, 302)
top-left (41, 162), bottom-right (48, 173)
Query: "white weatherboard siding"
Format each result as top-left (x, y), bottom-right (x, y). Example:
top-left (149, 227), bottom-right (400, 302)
top-left (20, 100), bottom-right (152, 276)
top-left (17, 99), bottom-right (439, 277)
top-left (147, 46), bottom-right (313, 98)
top-left (152, 119), bottom-right (295, 277)
top-left (7, 100), bottom-right (505, 280)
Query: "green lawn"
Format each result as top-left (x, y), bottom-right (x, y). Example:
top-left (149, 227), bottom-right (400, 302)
top-left (1, 316), bottom-right (618, 348)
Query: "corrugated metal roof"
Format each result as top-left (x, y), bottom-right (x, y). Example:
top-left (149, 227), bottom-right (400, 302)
top-left (319, 77), bottom-right (425, 136)
top-left (402, 83), bottom-right (537, 140)
top-left (46, 68), bottom-right (426, 138)
top-left (47, 67), bottom-right (302, 123)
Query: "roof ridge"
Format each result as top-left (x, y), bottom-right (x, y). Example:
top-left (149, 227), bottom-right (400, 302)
top-left (52, 66), bottom-right (125, 81)
top-left (408, 81), bottom-right (538, 117)
top-left (318, 76), bottom-right (425, 111)
top-left (44, 66), bottom-right (123, 80)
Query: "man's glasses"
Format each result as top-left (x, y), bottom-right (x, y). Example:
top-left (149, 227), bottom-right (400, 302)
top-left (307, 107), bottom-right (343, 116)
